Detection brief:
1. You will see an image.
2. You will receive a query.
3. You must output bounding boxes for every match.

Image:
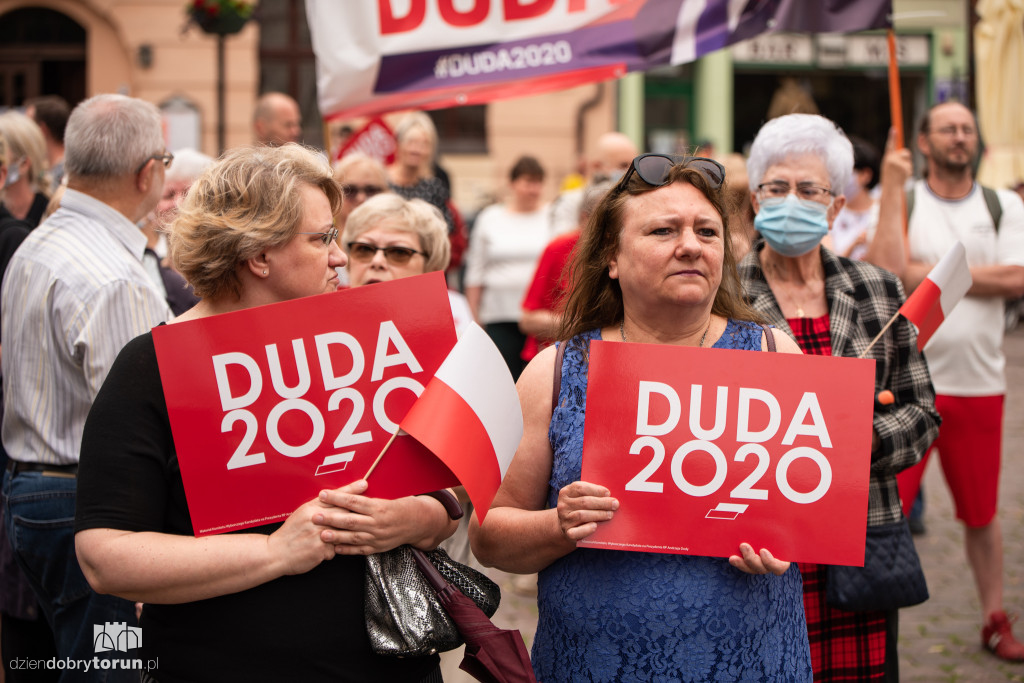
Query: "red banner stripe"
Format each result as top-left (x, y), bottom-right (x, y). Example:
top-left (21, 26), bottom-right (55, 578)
top-left (325, 64), bottom-right (627, 121)
top-left (400, 378), bottom-right (503, 521)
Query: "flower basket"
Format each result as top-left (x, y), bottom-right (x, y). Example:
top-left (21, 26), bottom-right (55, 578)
top-left (187, 0), bottom-right (254, 36)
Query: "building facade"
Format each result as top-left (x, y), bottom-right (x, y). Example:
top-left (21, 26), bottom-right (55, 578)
top-left (0, 0), bottom-right (974, 211)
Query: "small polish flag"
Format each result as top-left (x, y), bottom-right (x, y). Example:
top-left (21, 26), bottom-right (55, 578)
top-left (900, 241), bottom-right (972, 351)
top-left (400, 322), bottom-right (523, 522)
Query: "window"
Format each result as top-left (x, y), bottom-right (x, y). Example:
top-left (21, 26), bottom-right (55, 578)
top-left (258, 0), bottom-right (321, 148)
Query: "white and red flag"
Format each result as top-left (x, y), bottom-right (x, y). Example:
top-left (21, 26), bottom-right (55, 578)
top-left (900, 241), bottom-right (972, 351)
top-left (400, 322), bottom-right (523, 522)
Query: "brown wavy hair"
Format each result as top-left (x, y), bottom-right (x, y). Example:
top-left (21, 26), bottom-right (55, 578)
top-left (558, 162), bottom-right (761, 342)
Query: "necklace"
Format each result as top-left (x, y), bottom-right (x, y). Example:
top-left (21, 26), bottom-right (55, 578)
top-left (780, 286), bottom-right (810, 318)
top-left (620, 318), bottom-right (712, 347)
top-left (763, 259), bottom-right (820, 318)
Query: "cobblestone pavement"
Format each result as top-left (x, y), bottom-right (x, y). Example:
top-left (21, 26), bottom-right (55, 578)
top-left (445, 326), bottom-right (1024, 682)
top-left (898, 325), bottom-right (1024, 683)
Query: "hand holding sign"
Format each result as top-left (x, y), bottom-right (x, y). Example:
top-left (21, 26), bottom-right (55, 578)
top-left (555, 480), bottom-right (619, 543)
top-left (729, 544), bottom-right (791, 576)
top-left (154, 272), bottom-right (459, 535)
top-left (579, 341), bottom-right (875, 566)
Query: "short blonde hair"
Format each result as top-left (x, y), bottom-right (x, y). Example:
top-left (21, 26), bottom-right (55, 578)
top-left (342, 193), bottom-right (450, 273)
top-left (170, 144), bottom-right (342, 300)
top-left (393, 111), bottom-right (437, 179)
top-left (0, 111), bottom-right (49, 195)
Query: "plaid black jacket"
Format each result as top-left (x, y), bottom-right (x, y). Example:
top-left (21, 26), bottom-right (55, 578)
top-left (739, 240), bottom-right (941, 526)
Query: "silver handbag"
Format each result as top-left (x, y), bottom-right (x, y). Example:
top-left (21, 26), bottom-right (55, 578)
top-left (365, 545), bottom-right (501, 657)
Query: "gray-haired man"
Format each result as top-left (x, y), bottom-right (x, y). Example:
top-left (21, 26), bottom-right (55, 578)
top-left (1, 93), bottom-right (172, 677)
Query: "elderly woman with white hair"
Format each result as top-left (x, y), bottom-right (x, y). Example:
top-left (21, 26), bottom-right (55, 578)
top-left (0, 111), bottom-right (50, 227)
top-left (138, 148), bottom-right (214, 315)
top-left (343, 192), bottom-right (472, 333)
top-left (156, 148), bottom-right (215, 224)
top-left (738, 113), bottom-right (940, 681)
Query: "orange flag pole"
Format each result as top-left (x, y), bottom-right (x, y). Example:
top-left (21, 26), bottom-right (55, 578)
top-left (887, 29), bottom-right (904, 152)
top-left (887, 27), bottom-right (912, 266)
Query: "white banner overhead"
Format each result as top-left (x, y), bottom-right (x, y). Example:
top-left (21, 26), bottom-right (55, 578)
top-left (307, 0), bottom-right (894, 121)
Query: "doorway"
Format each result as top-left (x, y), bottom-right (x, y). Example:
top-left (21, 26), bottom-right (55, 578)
top-left (0, 7), bottom-right (86, 108)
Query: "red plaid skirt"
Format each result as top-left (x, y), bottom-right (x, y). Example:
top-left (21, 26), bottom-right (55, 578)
top-left (799, 562), bottom-right (890, 681)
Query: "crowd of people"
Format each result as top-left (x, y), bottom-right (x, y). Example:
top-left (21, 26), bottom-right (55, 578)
top-left (0, 87), bottom-right (1021, 683)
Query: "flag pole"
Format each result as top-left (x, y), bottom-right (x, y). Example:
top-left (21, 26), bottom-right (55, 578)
top-left (887, 29), bottom-right (904, 152)
top-left (363, 424), bottom-right (401, 479)
top-left (887, 29), bottom-right (912, 246)
top-left (859, 310), bottom-right (901, 359)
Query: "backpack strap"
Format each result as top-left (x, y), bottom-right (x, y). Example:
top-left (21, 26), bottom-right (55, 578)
top-left (908, 184), bottom-right (1002, 232)
top-left (760, 324), bottom-right (777, 352)
top-left (982, 186), bottom-right (1003, 232)
top-left (551, 341), bottom-right (567, 410)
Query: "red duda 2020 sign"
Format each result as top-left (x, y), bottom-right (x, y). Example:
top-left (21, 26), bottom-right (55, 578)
top-left (152, 272), bottom-right (459, 536)
top-left (579, 341), bottom-right (876, 566)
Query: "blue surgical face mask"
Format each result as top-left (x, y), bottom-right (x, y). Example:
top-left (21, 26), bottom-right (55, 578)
top-left (754, 194), bottom-right (831, 257)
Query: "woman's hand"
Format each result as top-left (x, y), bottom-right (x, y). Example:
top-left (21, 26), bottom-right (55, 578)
top-left (556, 481), bottom-right (619, 542)
top-left (266, 495), bottom-right (340, 576)
top-left (314, 480), bottom-right (451, 555)
top-left (728, 543), bottom-right (791, 576)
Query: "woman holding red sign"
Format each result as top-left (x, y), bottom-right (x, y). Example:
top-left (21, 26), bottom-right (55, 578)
top-left (739, 113), bottom-right (940, 682)
top-left (74, 144), bottom-right (458, 683)
top-left (471, 155), bottom-right (812, 681)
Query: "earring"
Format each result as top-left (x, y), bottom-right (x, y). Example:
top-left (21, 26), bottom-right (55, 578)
top-left (263, 270), bottom-right (267, 275)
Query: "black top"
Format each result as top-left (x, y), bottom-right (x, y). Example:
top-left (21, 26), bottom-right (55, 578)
top-left (76, 332), bottom-right (438, 683)
top-left (0, 207), bottom-right (30, 301)
top-left (388, 176), bottom-right (455, 235)
top-left (23, 192), bottom-right (48, 228)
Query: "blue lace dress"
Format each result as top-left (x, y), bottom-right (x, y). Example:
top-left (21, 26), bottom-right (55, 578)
top-left (532, 321), bottom-right (812, 683)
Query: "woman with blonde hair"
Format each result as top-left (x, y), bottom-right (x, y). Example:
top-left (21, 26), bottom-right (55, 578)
top-left (387, 111), bottom-right (455, 235)
top-left (0, 111), bottom-right (50, 226)
top-left (75, 144), bottom-right (458, 683)
top-left (0, 132), bottom-right (32, 274)
top-left (344, 192), bottom-right (471, 332)
top-left (0, 129), bottom-right (56, 683)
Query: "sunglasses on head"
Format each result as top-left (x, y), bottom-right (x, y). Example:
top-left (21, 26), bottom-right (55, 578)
top-left (347, 241), bottom-right (427, 265)
top-left (342, 184), bottom-right (384, 200)
top-left (616, 154), bottom-right (725, 193)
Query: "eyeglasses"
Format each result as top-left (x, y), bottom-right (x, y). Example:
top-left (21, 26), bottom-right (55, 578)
top-left (756, 181), bottom-right (834, 203)
top-left (616, 154), bottom-right (725, 193)
top-left (342, 184), bottom-right (385, 201)
top-left (135, 151), bottom-right (174, 175)
top-left (298, 227), bottom-right (340, 246)
top-left (932, 125), bottom-right (977, 138)
top-left (347, 241), bottom-right (427, 264)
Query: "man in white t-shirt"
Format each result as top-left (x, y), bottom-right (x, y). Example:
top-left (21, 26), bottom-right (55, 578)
top-left (896, 101), bottom-right (1024, 662)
